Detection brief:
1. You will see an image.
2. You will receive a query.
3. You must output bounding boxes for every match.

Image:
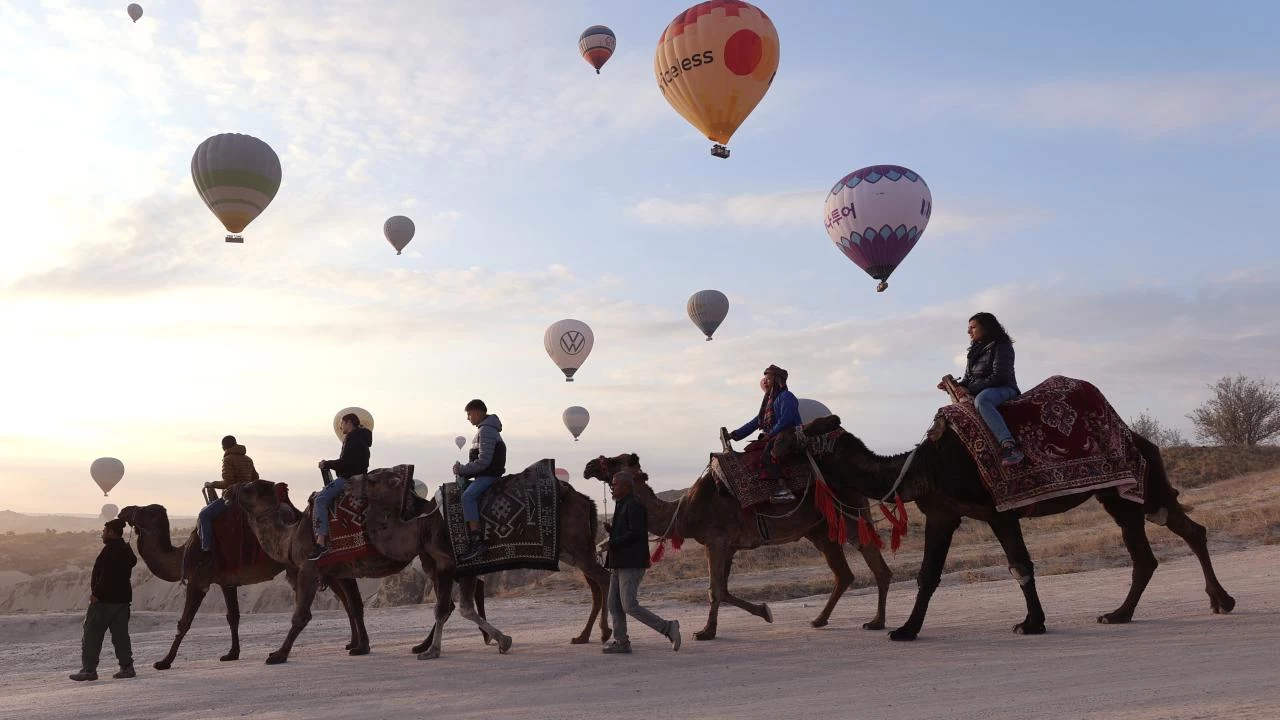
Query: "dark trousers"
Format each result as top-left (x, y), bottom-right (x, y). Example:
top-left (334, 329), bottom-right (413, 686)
top-left (760, 436), bottom-right (783, 479)
top-left (81, 602), bottom-right (132, 672)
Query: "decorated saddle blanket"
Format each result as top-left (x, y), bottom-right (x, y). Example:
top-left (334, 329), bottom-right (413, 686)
top-left (710, 439), bottom-right (812, 510)
top-left (936, 375), bottom-right (1147, 512)
top-left (210, 502), bottom-right (270, 572)
top-left (438, 459), bottom-right (561, 577)
top-left (305, 469), bottom-right (411, 570)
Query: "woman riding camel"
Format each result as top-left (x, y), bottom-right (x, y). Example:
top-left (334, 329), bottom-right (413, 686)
top-left (942, 312), bottom-right (1024, 466)
top-left (728, 365), bottom-right (802, 504)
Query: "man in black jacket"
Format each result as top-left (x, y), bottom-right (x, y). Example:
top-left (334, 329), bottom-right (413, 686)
top-left (70, 518), bottom-right (137, 681)
top-left (601, 471), bottom-right (681, 654)
top-left (310, 413), bottom-right (374, 560)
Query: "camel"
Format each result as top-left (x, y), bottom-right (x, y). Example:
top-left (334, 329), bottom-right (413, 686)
top-left (116, 503), bottom-right (364, 670)
top-left (226, 478), bottom-right (505, 664)
top-left (774, 415), bottom-right (1237, 641)
top-left (345, 466), bottom-right (613, 658)
top-left (584, 452), bottom-right (892, 641)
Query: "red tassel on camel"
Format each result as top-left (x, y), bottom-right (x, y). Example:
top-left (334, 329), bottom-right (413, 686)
top-left (878, 496), bottom-right (910, 552)
top-left (670, 530), bottom-right (684, 551)
top-left (650, 539), bottom-right (667, 564)
top-left (857, 515), bottom-right (883, 550)
top-left (813, 476), bottom-right (848, 545)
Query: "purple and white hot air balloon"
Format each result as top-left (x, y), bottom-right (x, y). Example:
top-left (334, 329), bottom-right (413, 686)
top-left (823, 165), bottom-right (932, 292)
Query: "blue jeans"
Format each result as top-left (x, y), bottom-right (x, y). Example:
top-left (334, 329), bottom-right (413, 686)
top-left (314, 476), bottom-right (346, 539)
top-left (197, 497), bottom-right (229, 552)
top-left (974, 386), bottom-right (1020, 445)
top-left (461, 476), bottom-right (498, 523)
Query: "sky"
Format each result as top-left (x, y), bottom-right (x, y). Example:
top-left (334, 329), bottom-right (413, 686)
top-left (1, 0), bottom-right (1278, 515)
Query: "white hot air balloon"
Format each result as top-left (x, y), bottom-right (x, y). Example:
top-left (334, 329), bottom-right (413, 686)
top-left (563, 406), bottom-right (590, 441)
top-left (413, 480), bottom-right (430, 498)
top-left (383, 215), bottom-right (415, 255)
top-left (544, 319), bottom-right (594, 382)
top-left (796, 398), bottom-right (833, 424)
top-left (454, 435), bottom-right (467, 450)
top-left (555, 467), bottom-right (571, 483)
top-left (100, 503), bottom-right (120, 520)
top-left (333, 407), bottom-right (375, 440)
top-left (90, 458), bottom-right (125, 496)
top-left (823, 165), bottom-right (932, 292)
top-left (126, 4), bottom-right (143, 22)
top-left (687, 289), bottom-right (730, 341)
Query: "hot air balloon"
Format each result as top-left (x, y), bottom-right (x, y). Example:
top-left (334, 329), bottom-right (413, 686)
top-left (687, 289), bottom-right (729, 341)
top-left (823, 165), bottom-right (932, 292)
top-left (579, 25), bottom-right (616, 74)
top-left (555, 467), bottom-right (571, 483)
top-left (563, 406), bottom-right (590, 441)
top-left (544, 319), bottom-right (594, 382)
top-left (100, 503), bottom-right (120, 520)
top-left (454, 435), bottom-right (467, 450)
top-left (126, 4), bottom-right (143, 22)
top-left (383, 215), bottom-right (415, 255)
top-left (654, 1), bottom-right (779, 158)
top-left (333, 407), bottom-right (375, 441)
top-left (796, 398), bottom-right (833, 424)
top-left (191, 133), bottom-right (282, 244)
top-left (413, 480), bottom-right (430, 498)
top-left (90, 458), bottom-right (125, 496)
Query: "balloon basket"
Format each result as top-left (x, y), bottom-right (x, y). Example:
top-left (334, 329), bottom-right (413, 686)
top-left (710, 144), bottom-right (730, 159)
top-left (225, 235), bottom-right (244, 244)
top-left (705, 337), bottom-right (713, 342)
top-left (876, 281), bottom-right (888, 292)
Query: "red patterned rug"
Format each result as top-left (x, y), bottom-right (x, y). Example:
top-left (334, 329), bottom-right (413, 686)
top-left (936, 375), bottom-right (1147, 512)
top-left (211, 503), bottom-right (270, 572)
top-left (305, 473), bottom-right (397, 570)
top-left (710, 439), bottom-right (811, 510)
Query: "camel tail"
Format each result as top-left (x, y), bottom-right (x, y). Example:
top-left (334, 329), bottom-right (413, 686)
top-left (1134, 434), bottom-right (1189, 514)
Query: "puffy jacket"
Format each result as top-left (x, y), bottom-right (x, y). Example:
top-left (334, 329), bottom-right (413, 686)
top-left (458, 415), bottom-right (506, 479)
top-left (323, 426), bottom-right (373, 478)
top-left (221, 445), bottom-right (260, 490)
top-left (91, 538), bottom-right (137, 604)
top-left (606, 494), bottom-right (650, 569)
top-left (730, 389), bottom-right (802, 441)
top-left (958, 339), bottom-right (1020, 395)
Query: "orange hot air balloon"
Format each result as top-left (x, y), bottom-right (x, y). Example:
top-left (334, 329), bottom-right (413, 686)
top-left (654, 1), bottom-right (779, 159)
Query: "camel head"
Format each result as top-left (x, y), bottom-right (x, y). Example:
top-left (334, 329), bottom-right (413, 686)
top-left (772, 415), bottom-right (843, 461)
top-left (583, 453), bottom-right (641, 484)
top-left (346, 467), bottom-right (407, 508)
top-left (226, 479), bottom-right (281, 515)
top-left (117, 504), bottom-right (169, 533)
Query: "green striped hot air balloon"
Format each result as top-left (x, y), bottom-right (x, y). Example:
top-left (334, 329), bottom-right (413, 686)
top-left (191, 133), bottom-right (282, 244)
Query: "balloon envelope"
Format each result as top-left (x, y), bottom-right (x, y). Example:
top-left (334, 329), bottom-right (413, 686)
top-left (563, 406), bottom-right (590, 441)
top-left (823, 165), bottom-right (932, 292)
top-left (796, 398), bottom-right (833, 425)
top-left (654, 1), bottom-right (779, 153)
top-left (100, 503), bottom-right (120, 520)
top-left (454, 435), bottom-right (467, 450)
top-left (544, 319), bottom-right (594, 382)
top-left (333, 407), bottom-right (375, 441)
top-left (191, 133), bottom-right (282, 241)
top-left (413, 480), bottom-right (430, 498)
top-left (127, 4), bottom-right (142, 22)
top-left (383, 215), bottom-right (415, 255)
top-left (687, 289), bottom-right (729, 340)
top-left (90, 458), bottom-right (125, 496)
top-left (555, 467), bottom-right (571, 482)
top-left (579, 25), bottom-right (616, 73)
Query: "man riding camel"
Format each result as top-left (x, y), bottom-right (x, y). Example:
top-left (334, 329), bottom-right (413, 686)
top-left (187, 435), bottom-right (260, 579)
top-left (728, 365), bottom-right (802, 504)
top-left (309, 413), bottom-right (373, 561)
top-left (452, 399), bottom-right (505, 562)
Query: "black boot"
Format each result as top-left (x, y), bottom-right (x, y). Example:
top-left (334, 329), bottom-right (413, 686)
top-left (457, 530), bottom-right (487, 562)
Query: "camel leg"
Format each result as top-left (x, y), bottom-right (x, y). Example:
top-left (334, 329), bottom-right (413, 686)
top-left (1161, 508), bottom-right (1236, 614)
top-left (890, 510), bottom-right (961, 641)
top-left (562, 546), bottom-right (612, 644)
top-left (327, 578), bottom-right (360, 651)
top-left (697, 545), bottom-right (771, 641)
top-left (419, 573), bottom-right (454, 659)
top-left (475, 578), bottom-right (492, 645)
top-left (267, 567), bottom-right (318, 664)
top-left (221, 585), bottom-right (241, 662)
top-left (804, 530), bottom-right (853, 629)
top-left (1097, 496), bottom-right (1158, 625)
top-left (987, 513), bottom-right (1047, 635)
top-left (456, 576), bottom-right (511, 653)
top-left (854, 535), bottom-right (893, 631)
top-left (336, 578), bottom-right (370, 655)
top-left (154, 582), bottom-right (208, 670)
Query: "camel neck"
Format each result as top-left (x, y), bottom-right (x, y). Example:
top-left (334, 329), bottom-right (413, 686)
top-left (135, 521), bottom-right (182, 583)
top-left (836, 436), bottom-right (919, 502)
top-left (631, 487), bottom-right (679, 538)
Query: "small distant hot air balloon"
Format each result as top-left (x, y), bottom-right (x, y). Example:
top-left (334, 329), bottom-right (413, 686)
top-left (654, 1), bottom-right (780, 158)
top-left (454, 435), bottom-right (467, 450)
top-left (127, 4), bottom-right (143, 22)
top-left (383, 215), bottom-right (415, 255)
top-left (579, 25), bottom-right (616, 74)
top-left (333, 407), bottom-right (375, 441)
top-left (90, 458), bottom-right (125, 496)
top-left (796, 398), bottom-right (833, 424)
top-left (100, 504), bottom-right (120, 520)
top-left (413, 480), bottom-right (430, 498)
top-left (555, 467), bottom-right (571, 483)
top-left (563, 406), bottom-right (590, 441)
top-left (823, 165), bottom-right (932, 292)
top-left (687, 289), bottom-right (729, 341)
top-left (191, 133), bottom-right (282, 244)
top-left (544, 319), bottom-right (594, 382)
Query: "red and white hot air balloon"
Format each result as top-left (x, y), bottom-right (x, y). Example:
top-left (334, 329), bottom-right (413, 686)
top-left (579, 25), bottom-right (616, 74)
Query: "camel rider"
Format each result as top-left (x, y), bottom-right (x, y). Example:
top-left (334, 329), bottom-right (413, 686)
top-left (452, 399), bottom-right (505, 562)
top-left (309, 413), bottom-right (373, 561)
top-left (728, 365), bottom-right (802, 504)
top-left (944, 312), bottom-right (1024, 466)
top-left (188, 436), bottom-right (259, 577)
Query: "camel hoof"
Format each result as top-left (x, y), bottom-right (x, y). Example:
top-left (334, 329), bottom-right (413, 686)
top-left (601, 628), bottom-right (613, 644)
top-left (762, 604), bottom-right (774, 623)
top-left (265, 653), bottom-right (288, 665)
top-left (497, 634), bottom-right (513, 654)
top-left (482, 631), bottom-right (493, 646)
top-left (1014, 621), bottom-right (1046, 635)
top-left (862, 620), bottom-right (886, 631)
top-left (345, 642), bottom-right (355, 651)
top-left (411, 641), bottom-right (430, 654)
top-left (570, 636), bottom-right (589, 645)
top-left (888, 626), bottom-right (918, 641)
top-left (1097, 612), bottom-right (1131, 625)
top-left (810, 617), bottom-right (829, 629)
top-left (153, 660), bottom-right (172, 671)
top-left (348, 646), bottom-right (369, 656)
top-left (1213, 595), bottom-right (1237, 615)
top-left (417, 647), bottom-right (440, 660)
top-left (693, 629), bottom-right (716, 641)
top-left (219, 652), bottom-right (239, 662)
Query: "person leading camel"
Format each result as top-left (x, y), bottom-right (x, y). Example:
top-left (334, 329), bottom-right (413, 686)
top-left (70, 518), bottom-right (137, 682)
top-left (452, 399), bottom-right (505, 562)
top-left (728, 364), bottom-right (801, 503)
top-left (940, 312), bottom-right (1024, 466)
top-left (188, 435), bottom-right (260, 578)
top-left (602, 471), bottom-right (680, 654)
top-left (309, 413), bottom-right (373, 561)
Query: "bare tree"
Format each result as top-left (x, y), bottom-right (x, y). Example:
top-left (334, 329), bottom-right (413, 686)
top-left (1187, 375), bottom-right (1280, 446)
top-left (1129, 409), bottom-right (1189, 448)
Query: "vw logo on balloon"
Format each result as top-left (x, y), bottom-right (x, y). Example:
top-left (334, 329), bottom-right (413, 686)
top-left (560, 331), bottom-right (587, 355)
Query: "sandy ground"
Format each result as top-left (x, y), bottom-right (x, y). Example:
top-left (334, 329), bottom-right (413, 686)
top-left (1, 546), bottom-right (1276, 720)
